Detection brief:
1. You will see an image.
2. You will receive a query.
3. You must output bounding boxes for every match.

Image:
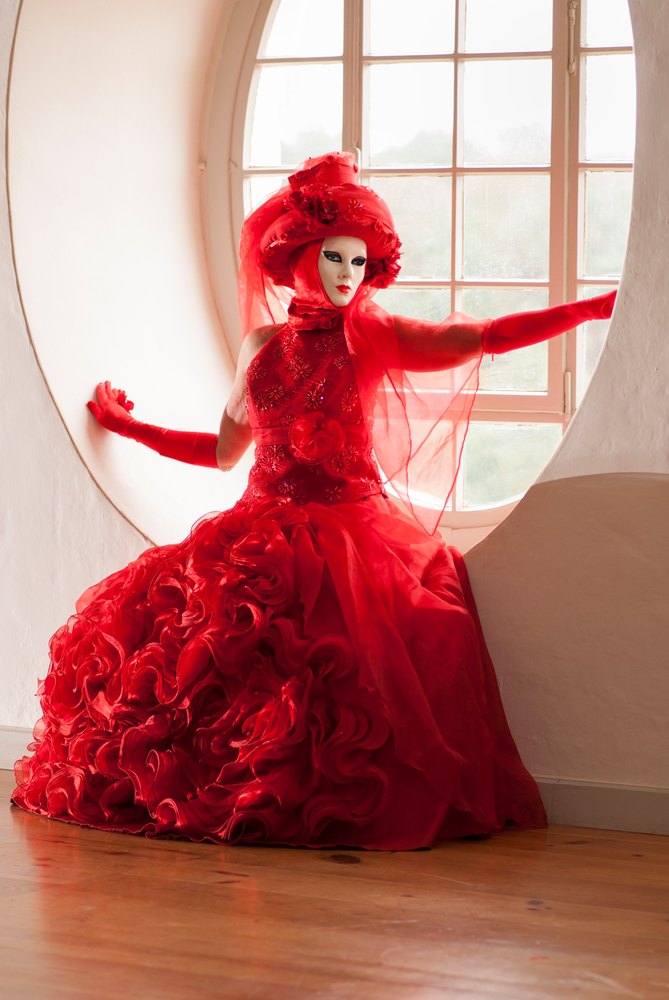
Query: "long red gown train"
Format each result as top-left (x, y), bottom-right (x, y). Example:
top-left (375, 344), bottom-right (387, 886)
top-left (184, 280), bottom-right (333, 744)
top-left (12, 321), bottom-right (546, 848)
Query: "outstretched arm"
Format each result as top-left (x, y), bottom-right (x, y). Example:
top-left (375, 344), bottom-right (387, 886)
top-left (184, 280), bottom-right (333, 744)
top-left (484, 290), bottom-right (615, 354)
top-left (87, 325), bottom-right (282, 471)
top-left (395, 290), bottom-right (616, 372)
top-left (88, 382), bottom-right (220, 466)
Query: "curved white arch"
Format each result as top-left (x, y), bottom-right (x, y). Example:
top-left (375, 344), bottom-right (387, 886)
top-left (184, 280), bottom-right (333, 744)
top-left (8, 0), bottom-right (247, 545)
top-left (538, 0), bottom-right (669, 483)
top-left (9, 0), bottom-right (657, 551)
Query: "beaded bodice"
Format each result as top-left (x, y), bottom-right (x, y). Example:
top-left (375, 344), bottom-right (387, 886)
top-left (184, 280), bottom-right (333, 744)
top-left (243, 324), bottom-right (383, 506)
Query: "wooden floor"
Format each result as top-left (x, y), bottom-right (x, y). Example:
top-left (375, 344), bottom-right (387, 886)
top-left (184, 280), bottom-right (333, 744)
top-left (1, 771), bottom-right (668, 1000)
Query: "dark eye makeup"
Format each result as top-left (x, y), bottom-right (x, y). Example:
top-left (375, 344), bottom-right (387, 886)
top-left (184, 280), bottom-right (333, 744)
top-left (322, 250), bottom-right (367, 267)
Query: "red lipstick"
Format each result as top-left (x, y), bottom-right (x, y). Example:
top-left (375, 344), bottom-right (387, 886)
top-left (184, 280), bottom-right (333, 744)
top-left (336, 284), bottom-right (351, 293)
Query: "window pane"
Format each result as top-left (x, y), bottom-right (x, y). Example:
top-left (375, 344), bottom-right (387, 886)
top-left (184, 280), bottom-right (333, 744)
top-left (585, 55), bottom-right (635, 162)
top-left (583, 170), bottom-right (633, 277)
top-left (463, 60), bottom-right (552, 166)
top-left (368, 0), bottom-right (455, 55)
top-left (462, 422), bottom-right (562, 508)
top-left (462, 287), bottom-right (549, 391)
top-left (464, 0), bottom-right (552, 52)
top-left (249, 64), bottom-right (342, 167)
top-left (244, 175), bottom-right (287, 217)
top-left (585, 0), bottom-right (633, 48)
top-left (579, 319), bottom-right (609, 391)
top-left (577, 283), bottom-right (615, 396)
top-left (462, 175), bottom-right (550, 279)
top-left (374, 286), bottom-right (451, 321)
top-left (371, 174), bottom-right (451, 279)
top-left (261, 0), bottom-right (343, 57)
top-left (368, 63), bottom-right (453, 167)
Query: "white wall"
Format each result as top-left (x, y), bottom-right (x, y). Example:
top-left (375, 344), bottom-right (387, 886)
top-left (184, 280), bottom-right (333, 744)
top-left (466, 0), bottom-right (669, 796)
top-left (8, 0), bottom-right (250, 548)
top-left (1, 0), bottom-right (668, 822)
top-left (0, 0), bottom-right (148, 732)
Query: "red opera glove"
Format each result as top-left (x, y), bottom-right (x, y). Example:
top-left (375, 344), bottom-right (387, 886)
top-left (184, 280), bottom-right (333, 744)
top-left (87, 381), bottom-right (218, 468)
top-left (484, 290), bottom-right (616, 355)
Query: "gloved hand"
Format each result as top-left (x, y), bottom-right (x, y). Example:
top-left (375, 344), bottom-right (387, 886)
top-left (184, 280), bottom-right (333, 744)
top-left (87, 382), bottom-right (218, 468)
top-left (484, 290), bottom-right (616, 354)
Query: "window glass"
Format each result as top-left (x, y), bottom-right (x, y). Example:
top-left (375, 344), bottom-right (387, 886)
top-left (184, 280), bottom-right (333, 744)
top-left (368, 0), bottom-right (455, 55)
top-left (462, 287), bottom-right (549, 392)
top-left (584, 54), bottom-right (636, 162)
top-left (584, 0), bottom-right (633, 47)
top-left (241, 0), bottom-right (634, 518)
top-left (462, 422), bottom-right (562, 507)
top-left (371, 174), bottom-right (452, 279)
top-left (464, 0), bottom-right (553, 52)
top-left (583, 171), bottom-right (633, 277)
top-left (461, 286), bottom-right (549, 317)
top-left (368, 62), bottom-right (454, 167)
top-left (576, 284), bottom-right (613, 395)
top-left (463, 60), bottom-right (552, 166)
top-left (478, 343), bottom-right (549, 393)
top-left (462, 174), bottom-right (550, 280)
top-left (244, 175), bottom-right (287, 217)
top-left (261, 0), bottom-right (343, 57)
top-left (374, 287), bottom-right (452, 322)
top-left (577, 15), bottom-right (633, 396)
top-left (249, 64), bottom-right (342, 167)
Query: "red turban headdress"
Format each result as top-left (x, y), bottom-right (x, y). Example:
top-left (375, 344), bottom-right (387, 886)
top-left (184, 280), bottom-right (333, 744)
top-left (238, 151), bottom-right (401, 337)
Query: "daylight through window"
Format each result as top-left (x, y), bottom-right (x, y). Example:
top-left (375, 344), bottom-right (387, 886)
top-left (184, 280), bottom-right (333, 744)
top-left (241, 0), bottom-right (634, 519)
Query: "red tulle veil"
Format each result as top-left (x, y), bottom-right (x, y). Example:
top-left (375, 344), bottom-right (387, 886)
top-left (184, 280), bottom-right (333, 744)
top-left (238, 152), bottom-right (483, 533)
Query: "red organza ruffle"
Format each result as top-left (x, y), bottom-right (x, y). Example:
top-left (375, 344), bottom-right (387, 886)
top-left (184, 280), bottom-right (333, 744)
top-left (12, 495), bottom-right (545, 849)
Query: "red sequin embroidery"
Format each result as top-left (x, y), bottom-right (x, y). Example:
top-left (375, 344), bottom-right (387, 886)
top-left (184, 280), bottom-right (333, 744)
top-left (255, 385), bottom-right (285, 411)
top-left (339, 384), bottom-right (360, 414)
top-left (315, 333), bottom-right (346, 354)
top-left (304, 379), bottom-right (328, 411)
top-left (285, 356), bottom-right (314, 382)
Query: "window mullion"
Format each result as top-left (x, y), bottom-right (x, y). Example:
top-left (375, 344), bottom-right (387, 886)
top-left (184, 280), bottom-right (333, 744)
top-left (363, 165), bottom-right (552, 175)
top-left (452, 0), bottom-right (463, 313)
top-left (342, 0), bottom-right (363, 155)
top-left (566, 0), bottom-right (584, 407)
top-left (549, 0), bottom-right (570, 309)
top-left (548, 0), bottom-right (572, 422)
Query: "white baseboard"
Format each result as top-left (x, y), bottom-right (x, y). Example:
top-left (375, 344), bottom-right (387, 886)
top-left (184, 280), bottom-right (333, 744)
top-left (0, 725), bottom-right (32, 772)
top-left (536, 776), bottom-right (669, 836)
top-left (2, 729), bottom-right (667, 836)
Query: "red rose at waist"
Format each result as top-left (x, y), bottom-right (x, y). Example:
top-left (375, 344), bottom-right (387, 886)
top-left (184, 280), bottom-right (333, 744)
top-left (289, 413), bottom-right (346, 465)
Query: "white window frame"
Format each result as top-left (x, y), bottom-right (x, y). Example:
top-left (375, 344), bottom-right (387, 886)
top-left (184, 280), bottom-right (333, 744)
top-left (211, 0), bottom-right (631, 532)
top-left (568, 0), bottom-right (633, 405)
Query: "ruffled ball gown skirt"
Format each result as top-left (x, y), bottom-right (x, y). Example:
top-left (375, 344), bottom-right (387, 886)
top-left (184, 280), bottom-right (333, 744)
top-left (12, 493), bottom-right (546, 849)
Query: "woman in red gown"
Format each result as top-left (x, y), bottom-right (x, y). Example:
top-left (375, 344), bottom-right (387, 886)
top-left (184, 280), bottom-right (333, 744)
top-left (12, 153), bottom-right (614, 849)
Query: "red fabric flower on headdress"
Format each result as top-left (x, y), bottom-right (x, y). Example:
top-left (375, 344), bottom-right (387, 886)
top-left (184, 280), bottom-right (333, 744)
top-left (285, 184), bottom-right (340, 227)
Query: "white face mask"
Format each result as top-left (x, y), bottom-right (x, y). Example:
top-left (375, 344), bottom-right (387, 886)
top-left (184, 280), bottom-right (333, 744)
top-left (317, 236), bottom-right (368, 307)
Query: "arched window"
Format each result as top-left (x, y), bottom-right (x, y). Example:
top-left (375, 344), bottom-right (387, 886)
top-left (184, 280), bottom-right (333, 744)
top-left (234, 0), bottom-right (633, 541)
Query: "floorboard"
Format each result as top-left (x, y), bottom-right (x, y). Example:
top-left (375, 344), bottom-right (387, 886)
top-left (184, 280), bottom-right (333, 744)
top-left (1, 770), bottom-right (668, 999)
